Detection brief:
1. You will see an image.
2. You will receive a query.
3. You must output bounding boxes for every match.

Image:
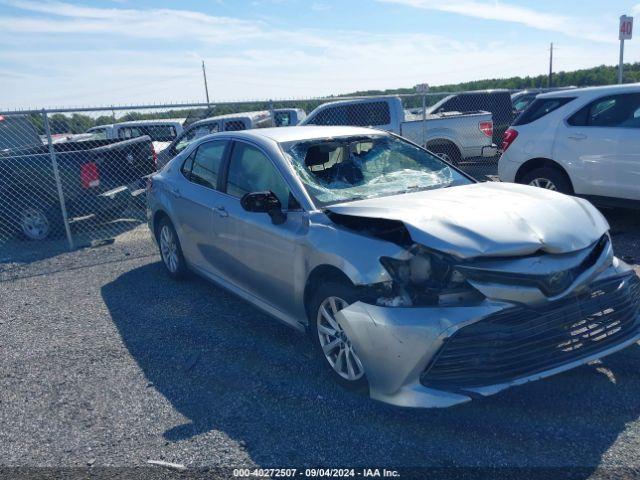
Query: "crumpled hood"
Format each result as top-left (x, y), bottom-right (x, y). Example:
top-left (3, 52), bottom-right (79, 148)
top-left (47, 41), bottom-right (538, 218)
top-left (327, 182), bottom-right (609, 259)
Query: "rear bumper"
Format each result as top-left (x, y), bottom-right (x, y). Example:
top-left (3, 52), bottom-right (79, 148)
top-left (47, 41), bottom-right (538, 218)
top-left (497, 152), bottom-right (519, 182)
top-left (335, 265), bottom-right (640, 408)
top-left (67, 186), bottom-right (130, 217)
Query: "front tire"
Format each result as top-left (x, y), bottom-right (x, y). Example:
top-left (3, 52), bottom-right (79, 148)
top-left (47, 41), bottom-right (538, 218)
top-left (307, 280), bottom-right (368, 392)
top-left (157, 217), bottom-right (187, 279)
top-left (520, 166), bottom-right (573, 195)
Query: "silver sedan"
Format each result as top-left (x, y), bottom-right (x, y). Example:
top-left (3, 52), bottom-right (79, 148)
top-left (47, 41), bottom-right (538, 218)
top-left (147, 126), bottom-right (640, 408)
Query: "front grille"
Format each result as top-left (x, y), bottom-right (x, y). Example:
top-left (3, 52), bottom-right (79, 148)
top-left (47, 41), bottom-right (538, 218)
top-left (421, 274), bottom-right (640, 389)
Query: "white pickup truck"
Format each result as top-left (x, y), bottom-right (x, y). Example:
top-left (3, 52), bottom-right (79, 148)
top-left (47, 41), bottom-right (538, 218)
top-left (86, 119), bottom-right (185, 154)
top-left (300, 96), bottom-right (497, 163)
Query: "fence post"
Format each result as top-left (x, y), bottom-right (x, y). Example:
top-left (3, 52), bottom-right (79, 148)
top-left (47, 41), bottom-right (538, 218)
top-left (421, 92), bottom-right (427, 147)
top-left (42, 110), bottom-right (74, 250)
top-left (268, 99), bottom-right (275, 126)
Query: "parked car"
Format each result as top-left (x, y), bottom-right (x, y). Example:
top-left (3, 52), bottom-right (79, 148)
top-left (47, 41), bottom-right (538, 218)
top-left (499, 84), bottom-right (640, 207)
top-left (300, 96), bottom-right (496, 164)
top-left (511, 87), bottom-right (578, 116)
top-left (273, 108), bottom-right (306, 126)
top-left (156, 111), bottom-right (273, 168)
top-left (87, 119), bottom-right (184, 153)
top-left (0, 116), bottom-right (156, 240)
top-left (147, 125), bottom-right (640, 408)
top-left (427, 89), bottom-right (513, 145)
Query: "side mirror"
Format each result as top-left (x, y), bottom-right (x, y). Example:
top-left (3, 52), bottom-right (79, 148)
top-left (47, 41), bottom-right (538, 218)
top-left (240, 191), bottom-right (287, 225)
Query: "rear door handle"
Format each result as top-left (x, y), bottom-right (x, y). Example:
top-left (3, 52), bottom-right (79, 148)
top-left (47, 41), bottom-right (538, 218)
top-left (568, 133), bottom-right (587, 140)
top-left (214, 205), bottom-right (228, 217)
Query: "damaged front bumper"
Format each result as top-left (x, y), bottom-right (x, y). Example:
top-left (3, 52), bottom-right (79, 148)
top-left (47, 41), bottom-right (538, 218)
top-left (335, 266), bottom-right (640, 408)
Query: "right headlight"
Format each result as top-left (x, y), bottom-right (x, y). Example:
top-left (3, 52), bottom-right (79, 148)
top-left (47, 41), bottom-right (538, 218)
top-left (379, 246), bottom-right (479, 307)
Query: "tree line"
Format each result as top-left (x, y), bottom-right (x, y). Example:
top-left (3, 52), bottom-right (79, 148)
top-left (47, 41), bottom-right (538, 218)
top-left (30, 62), bottom-right (640, 134)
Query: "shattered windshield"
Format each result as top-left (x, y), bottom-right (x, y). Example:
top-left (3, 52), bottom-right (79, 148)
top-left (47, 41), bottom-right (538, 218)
top-left (284, 134), bottom-right (471, 206)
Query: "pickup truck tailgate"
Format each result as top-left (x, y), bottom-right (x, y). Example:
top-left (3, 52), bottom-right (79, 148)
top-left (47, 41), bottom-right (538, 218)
top-left (89, 136), bottom-right (156, 190)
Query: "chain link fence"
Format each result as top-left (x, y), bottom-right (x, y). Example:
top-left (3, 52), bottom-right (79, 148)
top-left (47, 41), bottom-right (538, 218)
top-left (0, 89), bottom-right (516, 262)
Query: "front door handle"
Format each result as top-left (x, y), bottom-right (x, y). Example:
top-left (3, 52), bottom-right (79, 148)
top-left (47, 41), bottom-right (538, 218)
top-left (214, 205), bottom-right (228, 217)
top-left (568, 133), bottom-right (587, 140)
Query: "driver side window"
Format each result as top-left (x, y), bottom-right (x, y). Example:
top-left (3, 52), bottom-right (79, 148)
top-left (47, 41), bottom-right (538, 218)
top-left (225, 142), bottom-right (291, 208)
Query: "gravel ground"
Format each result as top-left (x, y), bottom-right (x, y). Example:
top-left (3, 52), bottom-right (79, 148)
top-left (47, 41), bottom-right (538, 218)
top-left (1, 208), bottom-right (639, 478)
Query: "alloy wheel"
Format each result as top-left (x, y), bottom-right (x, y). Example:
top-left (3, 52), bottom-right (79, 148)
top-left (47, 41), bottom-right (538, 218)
top-left (529, 177), bottom-right (557, 191)
top-left (21, 208), bottom-right (50, 240)
top-left (316, 296), bottom-right (364, 381)
top-left (160, 224), bottom-right (179, 273)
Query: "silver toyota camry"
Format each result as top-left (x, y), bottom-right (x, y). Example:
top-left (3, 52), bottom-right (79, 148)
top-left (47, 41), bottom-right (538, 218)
top-left (147, 126), bottom-right (640, 408)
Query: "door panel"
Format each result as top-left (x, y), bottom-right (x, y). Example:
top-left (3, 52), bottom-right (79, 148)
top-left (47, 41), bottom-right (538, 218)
top-left (169, 140), bottom-right (229, 271)
top-left (555, 93), bottom-right (640, 200)
top-left (213, 141), bottom-right (302, 313)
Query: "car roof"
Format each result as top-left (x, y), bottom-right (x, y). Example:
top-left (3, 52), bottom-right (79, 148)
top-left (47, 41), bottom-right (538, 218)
top-left (217, 126), bottom-right (386, 144)
top-left (115, 119), bottom-right (185, 127)
top-left (455, 89), bottom-right (510, 95)
top-left (191, 111), bottom-right (270, 126)
top-left (539, 83), bottom-right (640, 99)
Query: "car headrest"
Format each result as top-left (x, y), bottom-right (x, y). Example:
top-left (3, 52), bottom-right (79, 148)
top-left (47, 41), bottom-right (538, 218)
top-left (305, 146), bottom-right (330, 167)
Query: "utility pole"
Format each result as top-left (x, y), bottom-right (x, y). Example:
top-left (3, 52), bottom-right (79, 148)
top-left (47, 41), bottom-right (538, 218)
top-left (548, 42), bottom-right (553, 88)
top-left (202, 60), bottom-right (210, 105)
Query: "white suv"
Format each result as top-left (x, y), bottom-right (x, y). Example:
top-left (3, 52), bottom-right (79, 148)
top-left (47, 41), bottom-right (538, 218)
top-left (499, 84), bottom-right (640, 207)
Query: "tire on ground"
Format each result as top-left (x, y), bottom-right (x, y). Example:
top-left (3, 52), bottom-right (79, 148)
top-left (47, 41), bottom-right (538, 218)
top-left (306, 279), bottom-right (369, 393)
top-left (520, 166), bottom-right (573, 195)
top-left (18, 203), bottom-right (64, 241)
top-left (426, 141), bottom-right (462, 165)
top-left (156, 216), bottom-right (188, 279)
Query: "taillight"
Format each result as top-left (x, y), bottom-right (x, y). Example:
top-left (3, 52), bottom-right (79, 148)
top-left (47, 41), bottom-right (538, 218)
top-left (80, 162), bottom-right (100, 189)
top-left (151, 144), bottom-right (158, 169)
top-left (502, 128), bottom-right (519, 152)
top-left (479, 120), bottom-right (493, 138)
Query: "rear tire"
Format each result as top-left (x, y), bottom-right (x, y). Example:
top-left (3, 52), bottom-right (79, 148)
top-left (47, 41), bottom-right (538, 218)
top-left (520, 167), bottom-right (573, 195)
top-left (307, 280), bottom-right (368, 392)
top-left (157, 217), bottom-right (187, 279)
top-left (19, 204), bottom-right (64, 241)
top-left (427, 142), bottom-right (462, 166)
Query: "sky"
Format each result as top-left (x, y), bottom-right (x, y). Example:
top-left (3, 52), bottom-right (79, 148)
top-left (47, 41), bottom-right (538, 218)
top-left (0, 0), bottom-right (639, 110)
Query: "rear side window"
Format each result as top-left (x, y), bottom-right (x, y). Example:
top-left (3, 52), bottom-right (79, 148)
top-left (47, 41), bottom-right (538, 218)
top-left (347, 102), bottom-right (390, 126)
top-left (89, 128), bottom-right (107, 140)
top-left (308, 101), bottom-right (390, 127)
top-left (141, 125), bottom-right (177, 142)
top-left (184, 141), bottom-right (227, 189)
top-left (308, 106), bottom-right (347, 125)
top-left (513, 97), bottom-right (575, 126)
top-left (274, 111), bottom-right (292, 127)
top-left (568, 94), bottom-right (640, 128)
top-left (512, 94), bottom-right (535, 112)
top-left (117, 127), bottom-right (144, 139)
top-left (441, 95), bottom-right (474, 111)
top-left (224, 120), bottom-right (246, 131)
